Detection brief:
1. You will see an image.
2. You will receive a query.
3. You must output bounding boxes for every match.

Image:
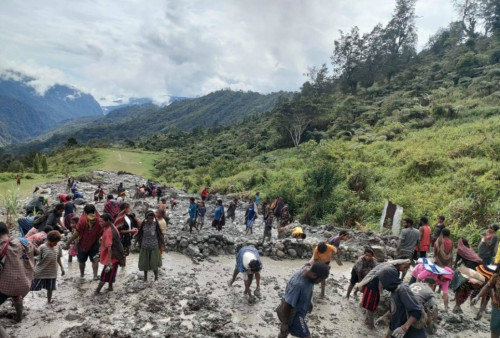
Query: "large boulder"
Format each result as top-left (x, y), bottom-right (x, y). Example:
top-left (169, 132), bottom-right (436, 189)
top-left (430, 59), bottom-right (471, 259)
top-left (371, 245), bottom-right (386, 262)
top-left (186, 244), bottom-right (201, 257)
top-left (179, 238), bottom-right (189, 248)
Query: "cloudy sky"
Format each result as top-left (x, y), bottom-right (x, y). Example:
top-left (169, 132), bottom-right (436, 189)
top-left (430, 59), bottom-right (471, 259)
top-left (0, 0), bottom-right (456, 106)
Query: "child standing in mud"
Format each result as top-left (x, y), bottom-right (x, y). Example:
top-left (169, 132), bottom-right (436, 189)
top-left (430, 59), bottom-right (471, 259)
top-left (262, 212), bottom-right (274, 244)
top-left (67, 216), bottom-right (79, 263)
top-left (244, 199), bottom-right (257, 235)
top-left (197, 201), bottom-right (206, 231)
top-left (31, 231), bottom-right (65, 303)
top-left (188, 198), bottom-right (198, 233)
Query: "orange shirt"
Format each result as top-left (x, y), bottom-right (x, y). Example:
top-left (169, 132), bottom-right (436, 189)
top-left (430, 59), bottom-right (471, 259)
top-left (416, 225), bottom-right (431, 252)
top-left (313, 243), bottom-right (337, 264)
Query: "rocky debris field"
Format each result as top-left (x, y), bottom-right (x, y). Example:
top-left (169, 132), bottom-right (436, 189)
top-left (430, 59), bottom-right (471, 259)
top-left (0, 171), bottom-right (493, 337)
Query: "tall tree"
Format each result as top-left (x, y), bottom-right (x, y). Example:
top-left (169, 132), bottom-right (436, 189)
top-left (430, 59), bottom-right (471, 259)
top-left (359, 24), bottom-right (386, 87)
top-left (274, 98), bottom-right (317, 148)
top-left (41, 154), bottom-right (48, 174)
top-left (453, 0), bottom-right (482, 38)
top-left (303, 64), bottom-right (332, 97)
top-left (331, 27), bottom-right (365, 93)
top-left (383, 0), bottom-right (418, 79)
top-left (33, 153), bottom-right (40, 174)
top-left (481, 0), bottom-right (500, 35)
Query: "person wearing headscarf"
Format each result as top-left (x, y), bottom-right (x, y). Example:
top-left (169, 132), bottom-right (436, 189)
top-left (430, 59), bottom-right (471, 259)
top-left (272, 196), bottom-right (285, 219)
top-left (454, 237), bottom-right (483, 270)
top-left (478, 224), bottom-right (499, 266)
top-left (104, 194), bottom-right (120, 220)
top-left (433, 228), bottom-right (453, 268)
top-left (135, 210), bottom-right (165, 281)
top-left (115, 203), bottom-right (139, 256)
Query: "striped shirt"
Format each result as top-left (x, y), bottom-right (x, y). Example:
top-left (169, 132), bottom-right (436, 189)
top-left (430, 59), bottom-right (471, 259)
top-left (34, 244), bottom-right (62, 279)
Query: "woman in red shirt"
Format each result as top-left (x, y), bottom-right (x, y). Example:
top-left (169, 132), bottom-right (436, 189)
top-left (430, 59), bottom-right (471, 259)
top-left (95, 214), bottom-right (120, 294)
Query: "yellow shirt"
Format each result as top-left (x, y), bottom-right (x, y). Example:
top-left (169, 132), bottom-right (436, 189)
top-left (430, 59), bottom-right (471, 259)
top-left (313, 243), bottom-right (337, 264)
top-left (291, 227), bottom-right (304, 238)
top-left (495, 242), bottom-right (500, 264)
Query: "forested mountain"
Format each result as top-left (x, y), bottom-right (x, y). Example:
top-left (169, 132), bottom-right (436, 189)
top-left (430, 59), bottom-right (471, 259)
top-left (3, 90), bottom-right (289, 154)
top-left (0, 95), bottom-right (52, 144)
top-left (0, 72), bottom-right (102, 143)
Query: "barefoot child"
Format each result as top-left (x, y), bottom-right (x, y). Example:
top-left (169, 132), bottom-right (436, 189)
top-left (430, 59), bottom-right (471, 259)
top-left (68, 216), bottom-right (79, 262)
top-left (31, 231), bottom-right (65, 303)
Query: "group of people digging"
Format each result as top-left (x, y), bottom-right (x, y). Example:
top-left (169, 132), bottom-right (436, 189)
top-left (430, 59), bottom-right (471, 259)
top-left (2, 181), bottom-right (499, 338)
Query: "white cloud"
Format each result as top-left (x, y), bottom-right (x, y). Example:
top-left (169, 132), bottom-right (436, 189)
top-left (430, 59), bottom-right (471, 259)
top-left (0, 0), bottom-right (456, 105)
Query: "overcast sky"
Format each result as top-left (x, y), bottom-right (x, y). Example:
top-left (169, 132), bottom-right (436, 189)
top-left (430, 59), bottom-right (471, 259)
top-left (0, 0), bottom-right (456, 106)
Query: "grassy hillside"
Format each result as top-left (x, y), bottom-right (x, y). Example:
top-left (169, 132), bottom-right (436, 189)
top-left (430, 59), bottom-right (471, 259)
top-left (0, 147), bottom-right (160, 202)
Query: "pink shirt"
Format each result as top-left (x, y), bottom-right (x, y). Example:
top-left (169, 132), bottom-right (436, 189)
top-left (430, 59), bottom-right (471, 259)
top-left (411, 264), bottom-right (426, 278)
top-left (412, 263), bottom-right (449, 293)
top-left (26, 232), bottom-right (47, 246)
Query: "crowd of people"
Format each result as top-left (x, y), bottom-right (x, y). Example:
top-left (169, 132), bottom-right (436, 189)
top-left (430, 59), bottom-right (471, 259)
top-left (1, 182), bottom-right (499, 338)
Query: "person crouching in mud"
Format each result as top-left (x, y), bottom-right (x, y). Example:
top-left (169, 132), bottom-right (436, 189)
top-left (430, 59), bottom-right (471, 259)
top-left (228, 246), bottom-right (263, 303)
top-left (277, 262), bottom-right (330, 338)
top-left (310, 241), bottom-right (338, 298)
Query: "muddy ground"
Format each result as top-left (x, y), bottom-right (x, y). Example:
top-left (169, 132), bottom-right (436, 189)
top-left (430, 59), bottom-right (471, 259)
top-left (0, 171), bottom-right (493, 337)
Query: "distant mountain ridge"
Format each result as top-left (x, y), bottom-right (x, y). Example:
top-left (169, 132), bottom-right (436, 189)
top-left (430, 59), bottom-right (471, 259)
top-left (0, 71), bottom-right (103, 144)
top-left (5, 89), bottom-right (291, 154)
top-left (102, 96), bottom-right (192, 114)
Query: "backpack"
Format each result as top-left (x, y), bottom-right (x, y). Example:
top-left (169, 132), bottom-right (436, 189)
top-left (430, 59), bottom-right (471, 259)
top-left (33, 214), bottom-right (49, 230)
top-left (0, 239), bottom-right (10, 275)
top-left (110, 227), bottom-right (126, 267)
